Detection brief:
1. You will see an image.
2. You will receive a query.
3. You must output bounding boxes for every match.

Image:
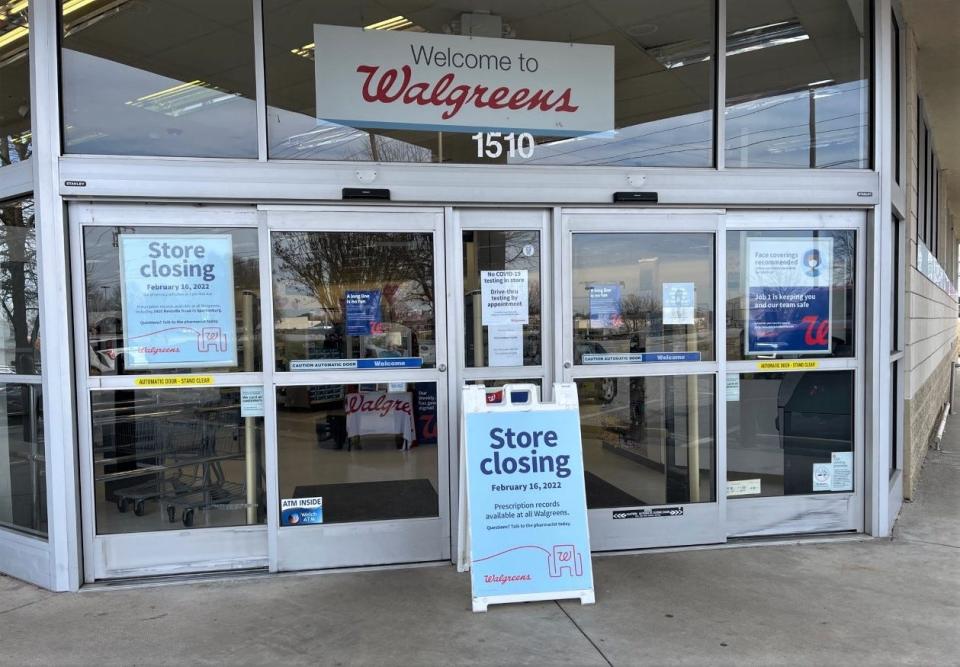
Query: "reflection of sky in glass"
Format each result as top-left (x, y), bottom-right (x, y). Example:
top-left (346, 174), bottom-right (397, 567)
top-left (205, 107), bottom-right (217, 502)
top-left (726, 81), bottom-right (869, 169)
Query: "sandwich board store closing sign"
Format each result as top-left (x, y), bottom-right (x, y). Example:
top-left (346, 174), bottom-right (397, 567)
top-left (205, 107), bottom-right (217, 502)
top-left (459, 384), bottom-right (594, 612)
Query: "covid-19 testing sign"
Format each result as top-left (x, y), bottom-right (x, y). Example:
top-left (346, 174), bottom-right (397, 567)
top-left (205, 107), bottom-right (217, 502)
top-left (746, 237), bottom-right (833, 355)
top-left (459, 384), bottom-right (594, 612)
top-left (119, 234), bottom-right (237, 369)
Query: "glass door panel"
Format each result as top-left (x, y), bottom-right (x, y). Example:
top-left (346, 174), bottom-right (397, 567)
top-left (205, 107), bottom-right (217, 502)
top-left (724, 213), bottom-right (864, 538)
top-left (268, 207), bottom-right (449, 571)
top-left (562, 210), bottom-right (725, 551)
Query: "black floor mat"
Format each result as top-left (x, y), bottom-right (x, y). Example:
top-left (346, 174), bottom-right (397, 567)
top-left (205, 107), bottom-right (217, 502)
top-left (294, 479), bottom-right (438, 524)
top-left (584, 471), bottom-right (646, 508)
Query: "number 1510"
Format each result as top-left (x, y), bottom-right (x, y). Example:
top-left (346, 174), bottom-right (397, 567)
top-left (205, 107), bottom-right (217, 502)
top-left (472, 132), bottom-right (535, 159)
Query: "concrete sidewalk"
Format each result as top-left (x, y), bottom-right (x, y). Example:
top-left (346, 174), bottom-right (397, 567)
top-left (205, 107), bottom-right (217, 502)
top-left (3, 437), bottom-right (959, 666)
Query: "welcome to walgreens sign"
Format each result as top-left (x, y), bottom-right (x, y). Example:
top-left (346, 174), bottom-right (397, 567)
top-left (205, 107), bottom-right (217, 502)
top-left (313, 24), bottom-right (614, 136)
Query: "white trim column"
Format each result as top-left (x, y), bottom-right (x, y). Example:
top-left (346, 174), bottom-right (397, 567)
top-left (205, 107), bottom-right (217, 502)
top-left (30, 0), bottom-right (82, 591)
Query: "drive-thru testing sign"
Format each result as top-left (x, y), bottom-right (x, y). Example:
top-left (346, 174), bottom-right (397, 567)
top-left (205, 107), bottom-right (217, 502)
top-left (458, 384), bottom-right (594, 612)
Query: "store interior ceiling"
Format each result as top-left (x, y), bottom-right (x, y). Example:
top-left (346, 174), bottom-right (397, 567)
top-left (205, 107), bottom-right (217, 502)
top-left (901, 0), bottom-right (960, 220)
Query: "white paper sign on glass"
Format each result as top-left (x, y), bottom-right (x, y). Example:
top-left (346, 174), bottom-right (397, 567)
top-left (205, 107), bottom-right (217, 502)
top-left (240, 386), bottom-right (264, 417)
top-left (313, 24), bottom-right (614, 136)
top-left (480, 270), bottom-right (529, 326)
top-left (119, 234), bottom-right (237, 370)
top-left (488, 325), bottom-right (524, 367)
top-left (662, 282), bottom-right (695, 325)
top-left (830, 451), bottom-right (853, 491)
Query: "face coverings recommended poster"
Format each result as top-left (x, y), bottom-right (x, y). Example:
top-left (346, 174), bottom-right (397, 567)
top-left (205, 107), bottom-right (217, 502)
top-left (119, 234), bottom-right (237, 370)
top-left (746, 237), bottom-right (833, 355)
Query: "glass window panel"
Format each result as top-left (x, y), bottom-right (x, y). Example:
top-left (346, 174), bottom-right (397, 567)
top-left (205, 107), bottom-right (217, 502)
top-left (892, 12), bottom-right (901, 185)
top-left (726, 230), bottom-right (856, 360)
top-left (0, 384), bottom-right (45, 538)
top-left (0, 197), bottom-right (39, 374)
top-left (265, 1), bottom-right (714, 167)
top-left (725, 0), bottom-right (871, 169)
top-left (573, 233), bottom-right (715, 365)
top-left (91, 387), bottom-right (265, 534)
top-left (891, 217), bottom-right (900, 352)
top-left (0, 3), bottom-right (30, 166)
top-left (890, 361), bottom-right (899, 476)
top-left (83, 226), bottom-right (261, 375)
top-left (277, 382), bottom-right (439, 524)
top-left (727, 371), bottom-right (854, 497)
top-left (61, 0), bottom-right (257, 158)
top-left (577, 375), bottom-right (715, 507)
top-left (463, 231), bottom-right (541, 367)
top-left (272, 232), bottom-right (436, 370)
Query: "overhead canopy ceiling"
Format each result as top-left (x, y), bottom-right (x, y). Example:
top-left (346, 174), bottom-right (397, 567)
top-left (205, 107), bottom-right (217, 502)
top-left (900, 0), bottom-right (960, 218)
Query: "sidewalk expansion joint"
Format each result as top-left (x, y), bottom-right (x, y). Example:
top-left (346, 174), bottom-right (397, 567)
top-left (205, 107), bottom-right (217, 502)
top-left (555, 600), bottom-right (614, 667)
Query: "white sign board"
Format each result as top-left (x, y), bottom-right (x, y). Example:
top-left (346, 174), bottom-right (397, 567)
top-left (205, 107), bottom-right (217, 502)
top-left (480, 270), bottom-right (528, 326)
top-left (458, 383), bottom-right (595, 613)
top-left (313, 24), bottom-right (614, 136)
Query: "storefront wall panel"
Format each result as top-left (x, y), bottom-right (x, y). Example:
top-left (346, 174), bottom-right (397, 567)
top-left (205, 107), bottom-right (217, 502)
top-left (0, 0), bottom-right (914, 589)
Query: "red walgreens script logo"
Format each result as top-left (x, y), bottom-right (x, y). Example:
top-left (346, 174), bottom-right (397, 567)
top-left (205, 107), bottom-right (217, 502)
top-left (801, 315), bottom-right (830, 346)
top-left (356, 64), bottom-right (580, 121)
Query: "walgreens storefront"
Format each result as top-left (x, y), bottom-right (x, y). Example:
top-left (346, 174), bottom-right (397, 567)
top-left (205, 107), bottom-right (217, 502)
top-left (0, 0), bottom-right (904, 590)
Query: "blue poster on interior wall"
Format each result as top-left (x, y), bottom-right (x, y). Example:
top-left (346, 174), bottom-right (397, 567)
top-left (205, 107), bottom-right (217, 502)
top-left (588, 283), bottom-right (622, 329)
top-left (746, 238), bottom-right (834, 355)
top-left (119, 234), bottom-right (237, 370)
top-left (345, 289), bottom-right (382, 335)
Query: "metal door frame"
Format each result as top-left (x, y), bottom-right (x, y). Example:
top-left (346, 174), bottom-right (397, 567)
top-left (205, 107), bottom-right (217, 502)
top-left (724, 209), bottom-right (867, 537)
top-left (262, 205), bottom-right (451, 571)
top-left (70, 203), bottom-right (268, 581)
top-left (447, 207), bottom-right (554, 559)
top-left (559, 208), bottom-right (727, 550)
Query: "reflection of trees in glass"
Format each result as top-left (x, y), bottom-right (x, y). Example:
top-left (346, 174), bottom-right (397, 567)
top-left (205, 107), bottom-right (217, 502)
top-left (273, 232), bottom-right (434, 324)
top-left (0, 198), bottom-right (38, 374)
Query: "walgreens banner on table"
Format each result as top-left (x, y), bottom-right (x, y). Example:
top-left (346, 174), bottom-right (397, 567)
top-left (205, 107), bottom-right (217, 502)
top-left (313, 24), bottom-right (614, 136)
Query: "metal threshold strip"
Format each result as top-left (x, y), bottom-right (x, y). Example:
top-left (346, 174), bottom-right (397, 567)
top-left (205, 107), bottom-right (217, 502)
top-left (80, 532), bottom-right (868, 592)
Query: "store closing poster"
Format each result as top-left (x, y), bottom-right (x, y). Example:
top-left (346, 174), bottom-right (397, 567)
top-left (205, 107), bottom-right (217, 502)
top-left (746, 238), bottom-right (833, 355)
top-left (464, 403), bottom-right (593, 605)
top-left (119, 234), bottom-right (237, 369)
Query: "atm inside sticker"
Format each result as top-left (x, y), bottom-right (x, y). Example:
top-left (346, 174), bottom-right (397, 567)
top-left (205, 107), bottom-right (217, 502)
top-left (281, 497), bottom-right (324, 526)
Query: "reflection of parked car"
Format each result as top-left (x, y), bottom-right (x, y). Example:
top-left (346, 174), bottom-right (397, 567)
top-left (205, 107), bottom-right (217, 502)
top-left (575, 341), bottom-right (618, 404)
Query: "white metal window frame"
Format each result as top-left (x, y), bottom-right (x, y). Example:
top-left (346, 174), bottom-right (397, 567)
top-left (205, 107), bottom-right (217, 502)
top-left (68, 203), bottom-right (268, 581)
top-left (724, 210), bottom-right (866, 537)
top-left (2, 0), bottom-right (907, 589)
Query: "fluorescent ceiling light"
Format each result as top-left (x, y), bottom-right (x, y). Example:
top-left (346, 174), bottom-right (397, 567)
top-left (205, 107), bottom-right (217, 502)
top-left (292, 16), bottom-right (418, 59)
top-left (126, 80), bottom-right (241, 117)
top-left (62, 0), bottom-right (100, 16)
top-left (0, 0), bottom-right (28, 19)
top-left (808, 79), bottom-right (835, 87)
top-left (646, 18), bottom-right (809, 70)
top-left (365, 15), bottom-right (412, 31)
top-left (0, 24), bottom-right (27, 48)
top-left (291, 42), bottom-right (315, 59)
top-left (726, 19), bottom-right (809, 56)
